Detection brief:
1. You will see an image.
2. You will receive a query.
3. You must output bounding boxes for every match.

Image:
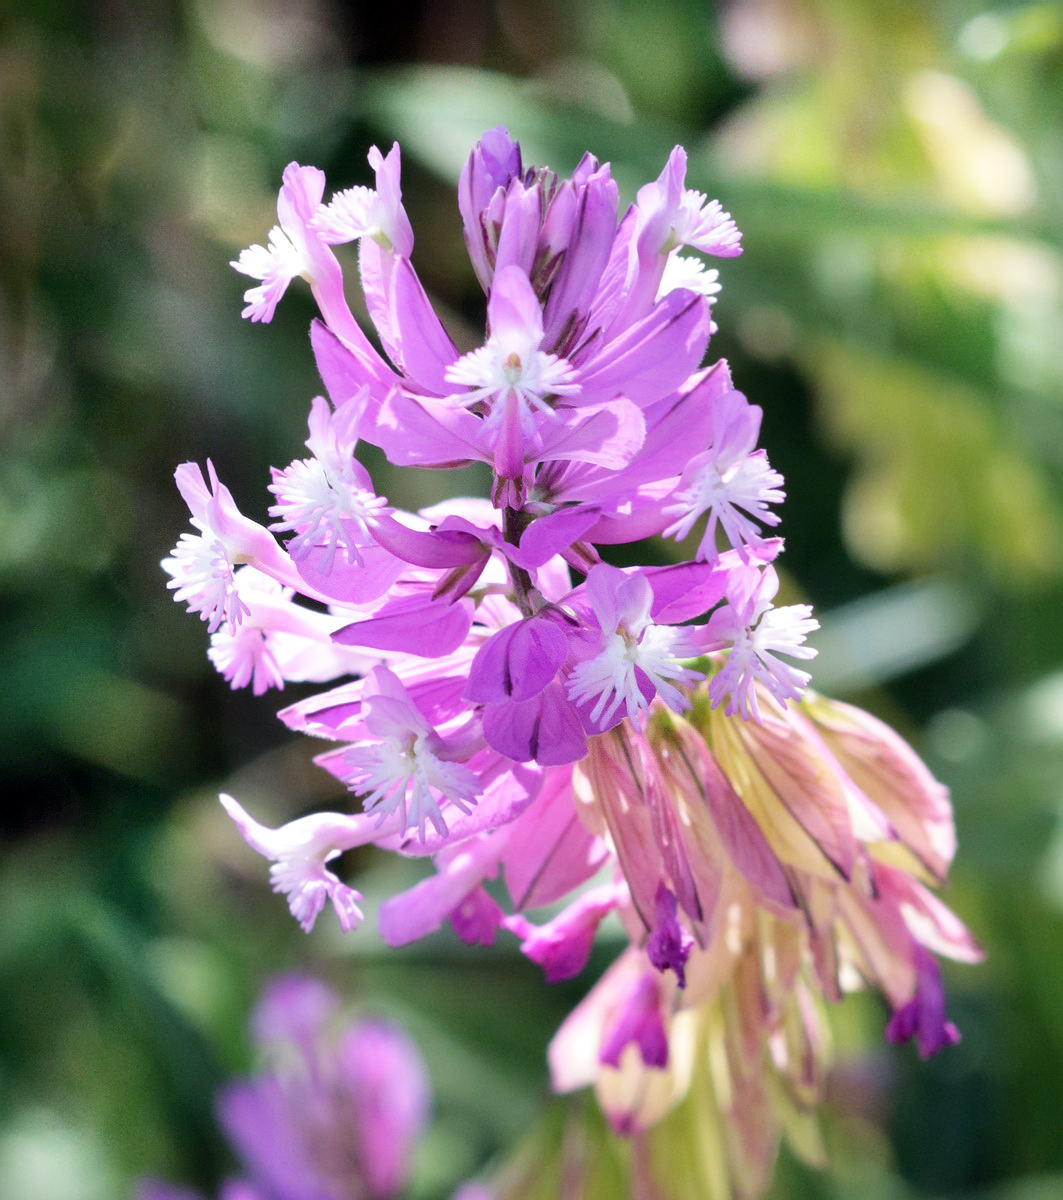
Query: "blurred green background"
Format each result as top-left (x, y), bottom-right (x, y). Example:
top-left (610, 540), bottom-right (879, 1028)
top-left (2, 1), bottom-right (1063, 1196)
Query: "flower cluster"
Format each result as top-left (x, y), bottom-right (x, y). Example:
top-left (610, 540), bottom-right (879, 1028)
top-left (138, 975), bottom-right (431, 1200)
top-left (164, 128), bottom-right (979, 1194)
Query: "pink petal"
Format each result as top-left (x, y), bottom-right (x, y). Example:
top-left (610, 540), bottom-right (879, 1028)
top-left (295, 542), bottom-right (404, 605)
top-left (502, 767), bottom-right (608, 909)
top-left (616, 363), bottom-right (731, 486)
top-left (646, 883), bottom-right (694, 988)
top-left (504, 883), bottom-right (620, 982)
top-left (542, 165), bottom-right (620, 349)
top-left (378, 835), bottom-right (502, 946)
top-left (332, 595), bottom-right (473, 657)
top-left (642, 560), bottom-right (730, 624)
top-left (458, 126), bottom-right (523, 290)
top-left (487, 264), bottom-right (545, 348)
top-left (577, 290), bottom-right (712, 409)
top-left (600, 973), bottom-right (669, 1069)
top-left (449, 885), bottom-right (504, 945)
top-left (737, 708), bottom-right (859, 880)
top-left (362, 249), bottom-right (459, 394)
top-left (643, 546), bottom-right (782, 626)
top-left (535, 398), bottom-right (646, 469)
top-left (341, 1019), bottom-right (429, 1197)
top-left (696, 750), bottom-right (796, 911)
top-left (492, 188), bottom-right (543, 279)
top-left (373, 389), bottom-right (486, 468)
top-left (310, 315), bottom-right (396, 402)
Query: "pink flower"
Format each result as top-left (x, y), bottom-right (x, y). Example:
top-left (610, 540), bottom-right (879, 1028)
top-left (336, 666), bottom-right (481, 841)
top-left (566, 563), bottom-right (702, 731)
top-left (268, 394), bottom-right (391, 573)
top-left (219, 793), bottom-right (373, 933)
top-left (219, 978), bottom-right (429, 1200)
top-left (444, 266), bottom-right (581, 420)
top-left (662, 385), bottom-right (785, 561)
top-left (230, 163), bottom-right (328, 323)
top-left (163, 461), bottom-right (295, 634)
top-left (705, 564), bottom-right (818, 720)
top-left (311, 142), bottom-right (414, 255)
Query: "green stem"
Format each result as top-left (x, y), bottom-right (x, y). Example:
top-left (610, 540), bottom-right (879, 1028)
top-left (502, 505), bottom-right (538, 618)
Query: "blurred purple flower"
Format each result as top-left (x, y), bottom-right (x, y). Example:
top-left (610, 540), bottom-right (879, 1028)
top-left (139, 975), bottom-right (429, 1200)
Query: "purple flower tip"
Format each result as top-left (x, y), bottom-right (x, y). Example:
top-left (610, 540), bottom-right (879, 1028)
top-left (646, 882), bottom-right (694, 989)
top-left (885, 947), bottom-right (962, 1059)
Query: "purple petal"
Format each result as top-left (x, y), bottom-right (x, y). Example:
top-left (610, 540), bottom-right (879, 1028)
top-left (370, 513), bottom-right (489, 568)
top-left (373, 389), bottom-right (486, 468)
top-left (580, 561), bottom-right (623, 631)
top-left (576, 290), bottom-right (712, 409)
top-left (310, 316), bottom-right (396, 401)
top-left (481, 683), bottom-right (587, 765)
top-left (646, 883), bottom-right (694, 988)
top-left (513, 505), bottom-right (601, 568)
top-left (580, 499), bottom-right (677, 547)
top-left (277, 680), bottom-right (363, 735)
top-left (542, 164), bottom-right (620, 350)
top-left (492, 184), bottom-right (543, 280)
top-left (535, 398), bottom-right (646, 469)
top-left (458, 127), bottom-right (523, 289)
top-left (390, 259), bottom-right (460, 393)
top-left (363, 251), bottom-right (458, 394)
top-left (277, 161), bottom-right (325, 226)
top-left (492, 388), bottom-right (528, 482)
top-left (617, 363), bottom-right (732, 486)
top-left (333, 595), bottom-right (473, 657)
top-left (885, 946), bottom-right (961, 1059)
top-left (341, 1020), bottom-right (431, 1196)
top-left (600, 973), bottom-right (669, 1069)
top-left (465, 618), bottom-right (568, 703)
top-left (489, 265), bottom-right (545, 345)
top-left (505, 883), bottom-right (619, 983)
top-left (378, 834), bottom-right (501, 945)
top-left (449, 885), bottom-right (504, 945)
top-left (217, 1076), bottom-right (321, 1200)
top-left (642, 560), bottom-right (730, 624)
top-left (219, 1185), bottom-right (264, 1200)
top-left (251, 974), bottom-right (339, 1048)
top-left (643, 547), bottom-right (780, 625)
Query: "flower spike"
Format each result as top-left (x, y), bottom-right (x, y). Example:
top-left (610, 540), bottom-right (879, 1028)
top-left (165, 126), bottom-right (979, 1199)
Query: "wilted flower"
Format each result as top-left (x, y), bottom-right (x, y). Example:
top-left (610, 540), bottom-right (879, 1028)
top-left (544, 682), bottom-right (980, 1194)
